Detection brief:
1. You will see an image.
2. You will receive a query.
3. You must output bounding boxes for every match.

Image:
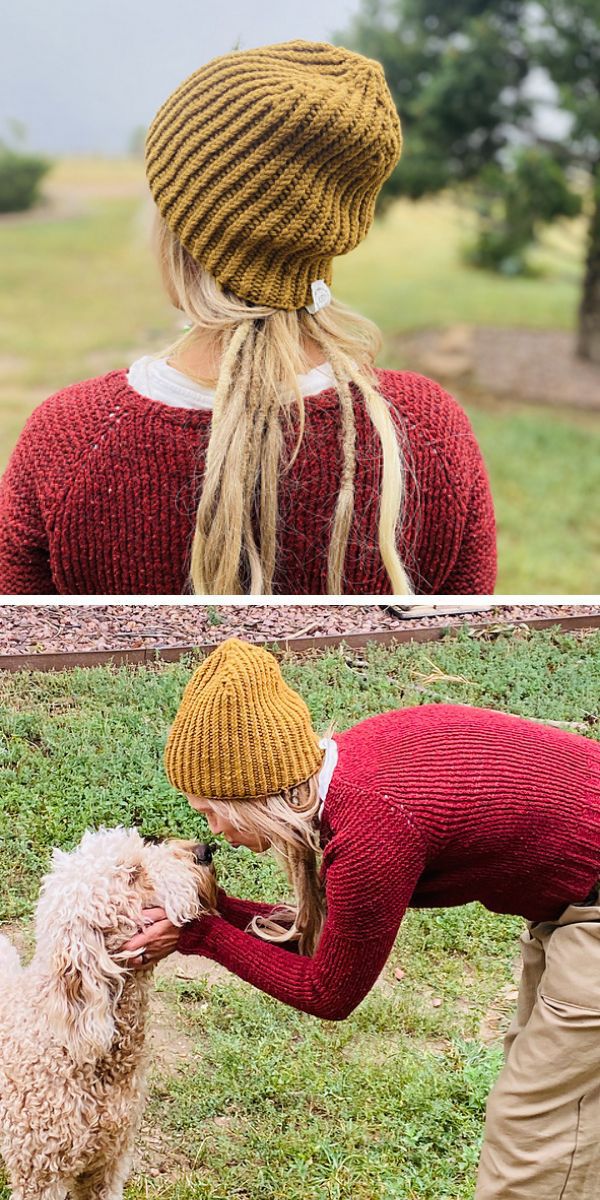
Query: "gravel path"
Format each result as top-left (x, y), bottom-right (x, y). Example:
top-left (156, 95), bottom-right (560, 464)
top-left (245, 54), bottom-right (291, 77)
top-left (0, 604), bottom-right (598, 656)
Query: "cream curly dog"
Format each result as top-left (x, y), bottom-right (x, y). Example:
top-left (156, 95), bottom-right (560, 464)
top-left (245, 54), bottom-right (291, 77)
top-left (0, 827), bottom-right (218, 1200)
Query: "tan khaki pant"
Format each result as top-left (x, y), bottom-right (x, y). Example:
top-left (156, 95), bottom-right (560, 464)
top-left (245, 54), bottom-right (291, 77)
top-left (475, 898), bottom-right (600, 1199)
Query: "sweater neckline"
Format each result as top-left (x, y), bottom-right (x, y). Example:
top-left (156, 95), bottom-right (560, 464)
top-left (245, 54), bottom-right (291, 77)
top-left (107, 367), bottom-right (347, 426)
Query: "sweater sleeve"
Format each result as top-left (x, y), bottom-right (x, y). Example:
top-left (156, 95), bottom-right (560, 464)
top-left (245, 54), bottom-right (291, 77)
top-left (216, 888), bottom-right (294, 931)
top-left (383, 371), bottom-right (497, 595)
top-left (0, 420), bottom-right (55, 594)
top-left (215, 887), bottom-right (301, 954)
top-left (179, 806), bottom-right (427, 1020)
top-left (442, 443), bottom-right (497, 594)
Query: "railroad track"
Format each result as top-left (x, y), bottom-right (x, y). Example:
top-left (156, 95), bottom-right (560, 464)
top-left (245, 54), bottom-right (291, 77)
top-left (0, 611), bottom-right (599, 674)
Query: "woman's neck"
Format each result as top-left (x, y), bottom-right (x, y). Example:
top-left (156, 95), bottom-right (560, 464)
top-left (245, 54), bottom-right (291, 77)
top-left (168, 333), bottom-right (327, 387)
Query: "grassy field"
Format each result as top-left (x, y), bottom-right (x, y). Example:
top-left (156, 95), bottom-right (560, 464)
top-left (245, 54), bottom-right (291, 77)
top-left (0, 158), bottom-right (598, 592)
top-left (1, 629), bottom-right (599, 1199)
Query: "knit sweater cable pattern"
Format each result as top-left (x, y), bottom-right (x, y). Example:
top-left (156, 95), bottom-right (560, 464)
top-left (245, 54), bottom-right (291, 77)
top-left (178, 705), bottom-right (600, 1021)
top-left (0, 368), bottom-right (496, 595)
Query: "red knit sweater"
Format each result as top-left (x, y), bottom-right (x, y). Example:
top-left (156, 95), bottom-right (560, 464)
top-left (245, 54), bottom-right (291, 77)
top-left (178, 705), bottom-right (600, 1021)
top-left (0, 368), bottom-right (496, 595)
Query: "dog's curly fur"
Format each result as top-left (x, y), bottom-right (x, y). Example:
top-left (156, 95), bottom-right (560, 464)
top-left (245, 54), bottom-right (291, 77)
top-left (0, 827), bottom-right (218, 1200)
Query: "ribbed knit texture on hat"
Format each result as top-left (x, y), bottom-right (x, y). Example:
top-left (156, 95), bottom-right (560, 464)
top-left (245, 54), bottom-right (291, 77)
top-left (164, 639), bottom-right (324, 799)
top-left (145, 40), bottom-right (402, 309)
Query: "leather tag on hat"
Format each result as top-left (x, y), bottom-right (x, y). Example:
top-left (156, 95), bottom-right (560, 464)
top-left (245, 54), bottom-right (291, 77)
top-left (306, 280), bottom-right (332, 314)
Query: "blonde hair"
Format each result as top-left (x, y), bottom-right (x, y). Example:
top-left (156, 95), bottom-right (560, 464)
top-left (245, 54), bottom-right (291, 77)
top-left (205, 774), bottom-right (326, 956)
top-left (152, 212), bottom-right (412, 596)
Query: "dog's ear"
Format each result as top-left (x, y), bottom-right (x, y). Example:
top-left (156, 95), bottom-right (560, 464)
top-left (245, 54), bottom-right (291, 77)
top-left (42, 920), bottom-right (124, 1064)
top-left (155, 858), bottom-right (204, 926)
top-left (145, 844), bottom-right (218, 926)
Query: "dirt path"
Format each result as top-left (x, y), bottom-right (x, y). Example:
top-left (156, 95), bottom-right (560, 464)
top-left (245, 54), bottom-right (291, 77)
top-left (392, 323), bottom-right (600, 412)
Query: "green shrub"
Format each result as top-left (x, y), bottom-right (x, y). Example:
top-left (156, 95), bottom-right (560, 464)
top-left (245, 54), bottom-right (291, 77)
top-left (0, 149), bottom-right (52, 213)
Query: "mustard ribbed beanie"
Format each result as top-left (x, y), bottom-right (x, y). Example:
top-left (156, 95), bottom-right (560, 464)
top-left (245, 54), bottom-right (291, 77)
top-left (164, 638), bottom-right (324, 800)
top-left (145, 39), bottom-right (402, 309)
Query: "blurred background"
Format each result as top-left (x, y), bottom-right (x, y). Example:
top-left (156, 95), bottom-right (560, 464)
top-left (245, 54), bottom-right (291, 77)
top-left (1, 0), bottom-right (599, 593)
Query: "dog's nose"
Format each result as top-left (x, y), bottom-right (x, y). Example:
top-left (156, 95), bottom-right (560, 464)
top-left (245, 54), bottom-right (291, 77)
top-left (192, 842), bottom-right (218, 865)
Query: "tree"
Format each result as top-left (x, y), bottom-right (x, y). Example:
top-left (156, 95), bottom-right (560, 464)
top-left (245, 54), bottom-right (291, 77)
top-left (337, 0), bottom-right (597, 360)
top-left (464, 147), bottom-right (582, 277)
top-left (527, 0), bottom-right (600, 359)
top-left (338, 1), bottom-right (535, 199)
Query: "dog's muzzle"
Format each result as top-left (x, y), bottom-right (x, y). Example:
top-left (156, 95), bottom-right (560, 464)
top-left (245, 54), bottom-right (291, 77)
top-left (192, 842), bottom-right (218, 866)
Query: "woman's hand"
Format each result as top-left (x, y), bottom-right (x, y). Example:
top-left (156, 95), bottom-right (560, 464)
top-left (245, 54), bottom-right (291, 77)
top-left (120, 907), bottom-right (181, 969)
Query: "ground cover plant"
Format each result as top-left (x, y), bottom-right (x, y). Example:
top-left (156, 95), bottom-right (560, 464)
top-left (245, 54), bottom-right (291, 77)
top-left (1, 626), bottom-right (599, 1199)
top-left (0, 159), bottom-right (598, 591)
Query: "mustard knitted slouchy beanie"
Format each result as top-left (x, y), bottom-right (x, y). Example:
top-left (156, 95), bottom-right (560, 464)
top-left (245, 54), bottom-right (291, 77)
top-left (145, 39), bottom-right (402, 309)
top-left (164, 638), bottom-right (324, 800)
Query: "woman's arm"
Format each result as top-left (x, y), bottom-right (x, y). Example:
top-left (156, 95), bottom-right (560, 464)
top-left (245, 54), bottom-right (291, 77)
top-left (179, 805), bottom-right (427, 1019)
top-left (384, 372), bottom-right (497, 595)
top-left (215, 888), bottom-right (301, 952)
top-left (178, 907), bottom-right (400, 1019)
top-left (216, 888), bottom-right (296, 930)
top-left (216, 888), bottom-right (279, 928)
top-left (0, 421), bottom-right (54, 594)
top-left (442, 446), bottom-right (497, 594)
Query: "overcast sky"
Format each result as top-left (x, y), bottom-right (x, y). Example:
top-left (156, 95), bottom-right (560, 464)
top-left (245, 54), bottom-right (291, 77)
top-left (1, 0), bottom-right (362, 154)
top-left (2, 1), bottom-right (568, 156)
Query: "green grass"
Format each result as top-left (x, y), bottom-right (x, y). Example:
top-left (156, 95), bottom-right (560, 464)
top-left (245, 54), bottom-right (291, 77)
top-left (334, 191), bottom-right (585, 333)
top-left (0, 158), bottom-right (598, 590)
top-left (1, 631), bottom-right (599, 1198)
top-left (127, 978), bottom-right (504, 1200)
top-left (466, 403), bottom-right (600, 592)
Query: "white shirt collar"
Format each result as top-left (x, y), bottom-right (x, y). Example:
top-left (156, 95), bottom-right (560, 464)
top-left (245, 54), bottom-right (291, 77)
top-left (317, 736), bottom-right (338, 821)
top-left (126, 355), bottom-right (336, 411)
